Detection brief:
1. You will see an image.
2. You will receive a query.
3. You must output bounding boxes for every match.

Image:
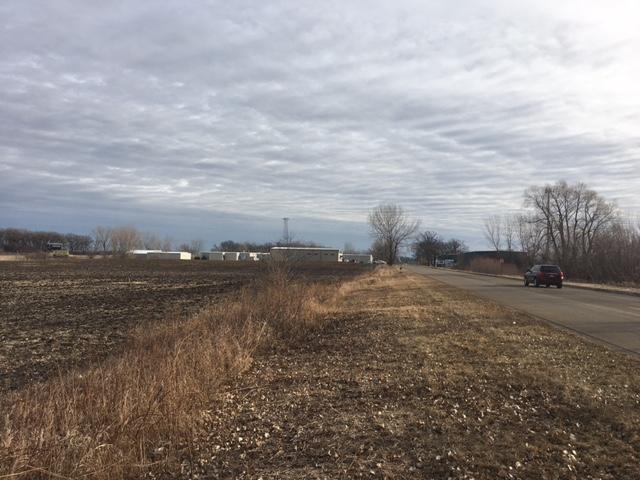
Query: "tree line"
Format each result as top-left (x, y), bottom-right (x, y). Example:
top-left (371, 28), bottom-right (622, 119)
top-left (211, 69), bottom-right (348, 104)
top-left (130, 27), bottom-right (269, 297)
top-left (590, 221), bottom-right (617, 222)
top-left (367, 181), bottom-right (640, 284)
top-left (0, 226), bottom-right (327, 256)
top-left (0, 226), bottom-right (186, 255)
top-left (484, 180), bottom-right (640, 283)
top-left (0, 228), bottom-right (93, 253)
top-left (367, 203), bottom-right (467, 265)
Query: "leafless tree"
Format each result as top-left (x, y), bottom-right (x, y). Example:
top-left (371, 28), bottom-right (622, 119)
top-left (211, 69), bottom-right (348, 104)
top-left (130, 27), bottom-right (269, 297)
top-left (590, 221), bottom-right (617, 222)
top-left (525, 180), bottom-right (617, 275)
top-left (92, 226), bottom-right (112, 253)
top-left (141, 231), bottom-right (162, 250)
top-left (368, 203), bottom-right (420, 265)
top-left (161, 236), bottom-right (173, 251)
top-left (503, 214), bottom-right (517, 251)
top-left (516, 214), bottom-right (544, 264)
top-left (483, 215), bottom-right (502, 252)
top-left (442, 238), bottom-right (468, 255)
top-left (189, 239), bottom-right (204, 254)
top-left (413, 231), bottom-right (442, 265)
top-left (343, 242), bottom-right (357, 254)
top-left (110, 226), bottom-right (142, 254)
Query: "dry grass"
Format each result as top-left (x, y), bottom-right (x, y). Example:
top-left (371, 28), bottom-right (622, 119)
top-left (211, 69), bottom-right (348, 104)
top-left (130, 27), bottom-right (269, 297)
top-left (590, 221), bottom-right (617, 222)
top-left (465, 257), bottom-right (521, 276)
top-left (180, 267), bottom-right (640, 479)
top-left (0, 266), bottom-right (346, 479)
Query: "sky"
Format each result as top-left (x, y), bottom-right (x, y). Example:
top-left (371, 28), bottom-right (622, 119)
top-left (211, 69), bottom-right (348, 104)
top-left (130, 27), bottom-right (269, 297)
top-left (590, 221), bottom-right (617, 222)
top-left (1, 0), bottom-right (639, 250)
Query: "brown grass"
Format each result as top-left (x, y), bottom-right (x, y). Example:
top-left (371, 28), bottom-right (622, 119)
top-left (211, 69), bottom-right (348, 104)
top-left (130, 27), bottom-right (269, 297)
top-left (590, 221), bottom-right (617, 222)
top-left (0, 266), bottom-right (345, 479)
top-left (178, 267), bottom-right (640, 479)
top-left (465, 257), bottom-right (521, 276)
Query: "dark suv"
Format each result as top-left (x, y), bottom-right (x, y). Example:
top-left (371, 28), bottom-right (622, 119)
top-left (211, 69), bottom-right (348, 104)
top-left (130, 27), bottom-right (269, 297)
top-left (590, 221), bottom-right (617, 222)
top-left (524, 265), bottom-right (564, 288)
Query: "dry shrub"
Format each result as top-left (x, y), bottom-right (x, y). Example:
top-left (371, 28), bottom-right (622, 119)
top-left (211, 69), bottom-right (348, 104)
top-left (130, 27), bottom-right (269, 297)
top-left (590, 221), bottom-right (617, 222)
top-left (0, 265), bottom-right (347, 479)
top-left (466, 257), bottom-right (521, 276)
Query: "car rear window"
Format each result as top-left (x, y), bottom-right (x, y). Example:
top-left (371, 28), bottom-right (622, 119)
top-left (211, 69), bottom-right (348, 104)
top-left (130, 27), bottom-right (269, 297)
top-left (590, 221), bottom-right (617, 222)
top-left (541, 265), bottom-right (561, 272)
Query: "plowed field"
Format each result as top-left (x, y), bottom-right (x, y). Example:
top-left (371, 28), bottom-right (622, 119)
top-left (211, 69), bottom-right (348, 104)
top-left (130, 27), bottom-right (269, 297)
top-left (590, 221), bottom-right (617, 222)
top-left (0, 259), bottom-right (365, 392)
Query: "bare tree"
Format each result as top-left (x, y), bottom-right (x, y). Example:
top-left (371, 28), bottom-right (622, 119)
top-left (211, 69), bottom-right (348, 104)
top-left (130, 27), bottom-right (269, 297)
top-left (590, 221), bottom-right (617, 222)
top-left (92, 226), bottom-right (112, 253)
top-left (161, 236), bottom-right (173, 251)
top-left (503, 214), bottom-right (517, 251)
top-left (368, 203), bottom-right (420, 265)
top-left (110, 226), bottom-right (142, 254)
top-left (483, 215), bottom-right (502, 252)
top-left (516, 214), bottom-right (544, 264)
top-left (141, 231), bottom-right (163, 250)
top-left (442, 238), bottom-right (468, 255)
top-left (189, 239), bottom-right (204, 254)
top-left (343, 242), bottom-right (357, 254)
top-left (525, 180), bottom-right (617, 275)
top-left (412, 231), bottom-right (442, 265)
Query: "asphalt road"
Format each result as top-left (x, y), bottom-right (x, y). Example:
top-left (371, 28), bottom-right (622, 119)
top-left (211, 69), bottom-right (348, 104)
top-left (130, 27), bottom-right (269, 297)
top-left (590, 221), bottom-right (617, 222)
top-left (408, 265), bottom-right (640, 356)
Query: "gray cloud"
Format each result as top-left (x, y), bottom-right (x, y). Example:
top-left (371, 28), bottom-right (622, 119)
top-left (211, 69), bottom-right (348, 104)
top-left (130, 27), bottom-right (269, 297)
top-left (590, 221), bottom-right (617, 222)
top-left (1, 0), bottom-right (639, 249)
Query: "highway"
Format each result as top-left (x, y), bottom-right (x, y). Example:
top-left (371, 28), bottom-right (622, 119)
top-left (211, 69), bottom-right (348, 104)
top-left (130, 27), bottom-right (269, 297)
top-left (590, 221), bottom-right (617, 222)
top-left (407, 266), bottom-right (640, 356)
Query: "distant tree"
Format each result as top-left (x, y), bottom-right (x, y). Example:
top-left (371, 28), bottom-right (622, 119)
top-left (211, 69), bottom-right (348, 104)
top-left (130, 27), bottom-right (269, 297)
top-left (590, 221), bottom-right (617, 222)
top-left (92, 226), bottom-right (112, 253)
top-left (161, 236), bottom-right (173, 251)
top-left (412, 231), bottom-right (442, 265)
top-left (180, 239), bottom-right (203, 254)
top-left (442, 238), bottom-right (468, 255)
top-left (141, 231), bottom-right (163, 250)
top-left (483, 215), bottom-right (502, 252)
top-left (110, 226), bottom-right (142, 254)
top-left (368, 203), bottom-right (420, 265)
top-left (65, 234), bottom-right (93, 253)
top-left (369, 238), bottom-right (386, 261)
top-left (503, 214), bottom-right (517, 252)
top-left (343, 242), bottom-right (357, 254)
top-left (524, 180), bottom-right (617, 275)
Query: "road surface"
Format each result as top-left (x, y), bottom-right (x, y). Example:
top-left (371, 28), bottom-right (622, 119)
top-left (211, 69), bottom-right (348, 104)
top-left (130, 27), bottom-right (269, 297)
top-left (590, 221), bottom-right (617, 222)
top-left (408, 266), bottom-right (640, 356)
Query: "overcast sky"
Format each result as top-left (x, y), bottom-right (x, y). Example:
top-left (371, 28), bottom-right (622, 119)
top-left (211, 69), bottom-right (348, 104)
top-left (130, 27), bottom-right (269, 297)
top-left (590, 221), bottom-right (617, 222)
top-left (1, 0), bottom-right (639, 250)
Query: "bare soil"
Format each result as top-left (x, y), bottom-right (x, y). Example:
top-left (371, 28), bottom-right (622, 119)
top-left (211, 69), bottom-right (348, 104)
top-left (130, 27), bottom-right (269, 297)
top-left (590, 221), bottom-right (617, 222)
top-left (0, 259), bottom-right (366, 393)
top-left (173, 268), bottom-right (640, 479)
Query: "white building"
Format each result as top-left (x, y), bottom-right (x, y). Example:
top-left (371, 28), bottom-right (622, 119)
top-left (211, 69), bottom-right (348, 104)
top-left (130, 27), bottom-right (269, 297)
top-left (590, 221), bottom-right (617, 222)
top-left (270, 247), bottom-right (340, 263)
top-left (147, 251), bottom-right (192, 260)
top-left (200, 251), bottom-right (224, 261)
top-left (130, 249), bottom-right (162, 258)
top-left (238, 252), bottom-right (256, 261)
top-left (342, 253), bottom-right (373, 264)
top-left (224, 252), bottom-right (240, 261)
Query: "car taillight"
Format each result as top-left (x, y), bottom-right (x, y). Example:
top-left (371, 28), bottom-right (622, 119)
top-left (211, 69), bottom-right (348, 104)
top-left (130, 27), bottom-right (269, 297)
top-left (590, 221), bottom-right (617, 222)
top-left (560, 272), bottom-right (564, 280)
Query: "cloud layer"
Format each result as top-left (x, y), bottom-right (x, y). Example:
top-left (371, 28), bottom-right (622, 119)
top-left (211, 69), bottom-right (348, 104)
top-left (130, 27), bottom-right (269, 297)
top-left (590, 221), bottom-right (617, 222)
top-left (1, 0), bottom-right (639, 248)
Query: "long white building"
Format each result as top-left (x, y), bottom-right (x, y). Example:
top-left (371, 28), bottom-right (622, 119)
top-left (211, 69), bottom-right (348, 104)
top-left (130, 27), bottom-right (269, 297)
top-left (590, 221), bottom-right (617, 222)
top-left (341, 253), bottom-right (373, 264)
top-left (270, 247), bottom-right (340, 263)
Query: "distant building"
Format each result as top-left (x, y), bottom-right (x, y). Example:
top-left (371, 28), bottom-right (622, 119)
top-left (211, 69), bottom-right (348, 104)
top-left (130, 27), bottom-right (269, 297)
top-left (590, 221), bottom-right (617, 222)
top-left (147, 251), bottom-right (192, 260)
top-left (200, 251), bottom-right (224, 261)
top-left (341, 253), bottom-right (373, 264)
top-left (224, 252), bottom-right (240, 261)
top-left (130, 249), bottom-right (162, 259)
top-left (270, 247), bottom-right (340, 263)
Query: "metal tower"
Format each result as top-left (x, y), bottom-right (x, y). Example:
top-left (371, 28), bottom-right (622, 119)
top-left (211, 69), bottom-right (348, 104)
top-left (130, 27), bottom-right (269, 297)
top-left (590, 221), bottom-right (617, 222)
top-left (282, 217), bottom-right (290, 245)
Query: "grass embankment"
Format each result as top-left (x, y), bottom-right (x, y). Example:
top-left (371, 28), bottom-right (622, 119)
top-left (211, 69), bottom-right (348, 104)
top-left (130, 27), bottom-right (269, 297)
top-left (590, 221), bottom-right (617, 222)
top-left (182, 268), bottom-right (640, 479)
top-left (0, 266), bottom-right (343, 478)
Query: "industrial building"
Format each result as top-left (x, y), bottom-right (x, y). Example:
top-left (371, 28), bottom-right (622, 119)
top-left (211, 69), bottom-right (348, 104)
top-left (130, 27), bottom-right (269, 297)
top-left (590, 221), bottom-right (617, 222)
top-left (224, 252), bottom-right (240, 261)
top-left (341, 253), bottom-right (373, 264)
top-left (147, 251), bottom-right (192, 260)
top-left (130, 249), bottom-right (162, 258)
top-left (200, 251), bottom-right (225, 261)
top-left (270, 247), bottom-right (340, 263)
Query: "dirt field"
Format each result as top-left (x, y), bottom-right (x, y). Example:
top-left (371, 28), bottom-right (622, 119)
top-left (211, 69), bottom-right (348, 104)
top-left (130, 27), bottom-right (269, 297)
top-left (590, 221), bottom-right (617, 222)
top-left (0, 259), bottom-right (366, 392)
top-left (175, 268), bottom-right (640, 479)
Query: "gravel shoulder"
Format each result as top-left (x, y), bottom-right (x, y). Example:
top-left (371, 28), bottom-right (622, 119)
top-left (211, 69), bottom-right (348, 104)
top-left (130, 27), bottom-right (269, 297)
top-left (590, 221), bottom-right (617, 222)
top-left (179, 268), bottom-right (640, 479)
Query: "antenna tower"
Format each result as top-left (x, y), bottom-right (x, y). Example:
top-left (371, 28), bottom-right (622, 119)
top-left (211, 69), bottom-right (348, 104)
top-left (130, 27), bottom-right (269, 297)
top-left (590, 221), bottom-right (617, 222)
top-left (282, 217), bottom-right (290, 245)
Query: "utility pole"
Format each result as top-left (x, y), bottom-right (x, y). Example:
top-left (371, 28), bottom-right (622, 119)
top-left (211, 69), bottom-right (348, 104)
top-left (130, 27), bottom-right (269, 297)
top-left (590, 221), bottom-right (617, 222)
top-left (282, 217), bottom-right (290, 245)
